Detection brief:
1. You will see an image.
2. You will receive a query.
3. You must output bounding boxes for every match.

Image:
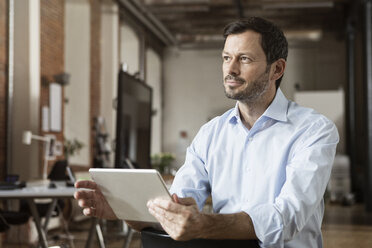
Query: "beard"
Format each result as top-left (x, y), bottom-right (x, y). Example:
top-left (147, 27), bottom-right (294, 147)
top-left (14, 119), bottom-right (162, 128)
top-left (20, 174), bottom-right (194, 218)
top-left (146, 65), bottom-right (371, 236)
top-left (223, 68), bottom-right (270, 102)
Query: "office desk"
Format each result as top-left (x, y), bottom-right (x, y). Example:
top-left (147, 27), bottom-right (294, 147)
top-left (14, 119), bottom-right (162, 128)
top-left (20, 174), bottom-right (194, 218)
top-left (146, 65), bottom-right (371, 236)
top-left (0, 183), bottom-right (77, 248)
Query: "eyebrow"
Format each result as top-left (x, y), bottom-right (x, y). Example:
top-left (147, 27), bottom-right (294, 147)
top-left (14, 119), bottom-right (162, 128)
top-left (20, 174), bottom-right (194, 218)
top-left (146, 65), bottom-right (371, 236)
top-left (222, 51), bottom-right (257, 59)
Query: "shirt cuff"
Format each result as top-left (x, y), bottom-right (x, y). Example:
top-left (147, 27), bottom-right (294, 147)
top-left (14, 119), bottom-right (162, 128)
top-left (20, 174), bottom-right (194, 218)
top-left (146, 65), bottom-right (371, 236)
top-left (169, 186), bottom-right (207, 211)
top-left (243, 203), bottom-right (284, 248)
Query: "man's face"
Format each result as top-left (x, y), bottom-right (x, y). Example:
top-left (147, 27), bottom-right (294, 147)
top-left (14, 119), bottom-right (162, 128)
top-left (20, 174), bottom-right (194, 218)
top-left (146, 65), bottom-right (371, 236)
top-left (222, 30), bottom-right (272, 102)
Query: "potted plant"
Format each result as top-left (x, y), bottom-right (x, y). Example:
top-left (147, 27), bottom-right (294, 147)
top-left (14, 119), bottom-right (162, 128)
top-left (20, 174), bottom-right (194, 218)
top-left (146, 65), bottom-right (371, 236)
top-left (151, 153), bottom-right (175, 174)
top-left (64, 138), bottom-right (84, 162)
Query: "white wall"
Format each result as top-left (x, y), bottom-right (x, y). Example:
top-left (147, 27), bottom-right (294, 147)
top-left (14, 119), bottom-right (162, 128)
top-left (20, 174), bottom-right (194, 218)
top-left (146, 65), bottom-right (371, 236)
top-left (146, 49), bottom-right (162, 154)
top-left (11, 0), bottom-right (40, 181)
top-left (281, 46), bottom-right (317, 100)
top-left (281, 34), bottom-right (346, 100)
top-left (163, 48), bottom-right (235, 168)
top-left (120, 23), bottom-right (140, 75)
top-left (64, 0), bottom-right (91, 166)
top-left (100, 1), bottom-right (119, 167)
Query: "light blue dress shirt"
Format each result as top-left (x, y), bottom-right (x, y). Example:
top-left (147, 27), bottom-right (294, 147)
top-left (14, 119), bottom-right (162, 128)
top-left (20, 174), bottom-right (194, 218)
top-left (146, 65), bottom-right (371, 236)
top-left (170, 89), bottom-right (339, 248)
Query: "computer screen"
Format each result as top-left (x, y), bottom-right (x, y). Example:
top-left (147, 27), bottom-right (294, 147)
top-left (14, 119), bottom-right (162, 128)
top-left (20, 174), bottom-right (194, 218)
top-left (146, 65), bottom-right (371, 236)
top-left (114, 71), bottom-right (152, 169)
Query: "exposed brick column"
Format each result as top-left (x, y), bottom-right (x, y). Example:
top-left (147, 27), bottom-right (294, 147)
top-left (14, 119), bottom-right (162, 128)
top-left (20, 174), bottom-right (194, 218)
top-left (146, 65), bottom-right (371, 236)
top-left (90, 0), bottom-right (101, 167)
top-left (0, 0), bottom-right (8, 180)
top-left (40, 0), bottom-right (65, 173)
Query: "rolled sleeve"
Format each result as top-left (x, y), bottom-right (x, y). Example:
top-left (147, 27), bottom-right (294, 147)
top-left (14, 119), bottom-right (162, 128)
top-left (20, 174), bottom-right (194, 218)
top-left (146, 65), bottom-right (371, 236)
top-left (170, 124), bottom-right (212, 211)
top-left (170, 146), bottom-right (211, 210)
top-left (243, 119), bottom-right (338, 247)
top-left (244, 204), bottom-right (284, 247)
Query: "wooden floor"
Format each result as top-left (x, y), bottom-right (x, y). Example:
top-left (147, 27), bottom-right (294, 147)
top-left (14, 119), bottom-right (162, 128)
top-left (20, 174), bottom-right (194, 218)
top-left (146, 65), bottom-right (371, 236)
top-left (3, 203), bottom-right (372, 248)
top-left (322, 203), bottom-right (372, 248)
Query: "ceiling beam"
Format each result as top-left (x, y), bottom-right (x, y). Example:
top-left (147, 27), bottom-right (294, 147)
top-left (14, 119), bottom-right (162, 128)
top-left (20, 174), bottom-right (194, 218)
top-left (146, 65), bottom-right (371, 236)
top-left (119, 0), bottom-right (177, 45)
top-left (234, 0), bottom-right (244, 18)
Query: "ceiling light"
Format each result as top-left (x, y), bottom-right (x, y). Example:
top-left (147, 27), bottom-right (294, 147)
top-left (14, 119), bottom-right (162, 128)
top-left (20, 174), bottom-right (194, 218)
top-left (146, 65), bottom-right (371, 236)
top-left (144, 0), bottom-right (209, 4)
top-left (284, 30), bottom-right (323, 41)
top-left (263, 1), bottom-right (334, 9)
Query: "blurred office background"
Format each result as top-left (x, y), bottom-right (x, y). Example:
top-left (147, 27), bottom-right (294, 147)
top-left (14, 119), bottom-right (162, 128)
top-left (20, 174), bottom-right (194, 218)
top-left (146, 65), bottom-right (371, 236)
top-left (1, 0), bottom-right (372, 247)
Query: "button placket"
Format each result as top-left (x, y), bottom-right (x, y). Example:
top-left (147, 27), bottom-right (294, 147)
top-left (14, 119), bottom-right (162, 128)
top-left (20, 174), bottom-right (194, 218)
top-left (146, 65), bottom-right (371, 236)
top-left (245, 136), bottom-right (253, 172)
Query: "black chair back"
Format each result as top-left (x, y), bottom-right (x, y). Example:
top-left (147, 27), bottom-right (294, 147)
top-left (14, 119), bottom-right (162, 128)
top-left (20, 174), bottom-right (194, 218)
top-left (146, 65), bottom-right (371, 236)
top-left (48, 160), bottom-right (69, 181)
top-left (141, 228), bottom-right (259, 248)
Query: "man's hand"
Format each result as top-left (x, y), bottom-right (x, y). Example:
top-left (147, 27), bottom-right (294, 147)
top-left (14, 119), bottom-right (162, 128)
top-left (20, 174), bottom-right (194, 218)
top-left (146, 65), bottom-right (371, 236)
top-left (75, 180), bottom-right (161, 231)
top-left (147, 194), bottom-right (258, 241)
top-left (147, 194), bottom-right (205, 241)
top-left (74, 180), bottom-right (118, 220)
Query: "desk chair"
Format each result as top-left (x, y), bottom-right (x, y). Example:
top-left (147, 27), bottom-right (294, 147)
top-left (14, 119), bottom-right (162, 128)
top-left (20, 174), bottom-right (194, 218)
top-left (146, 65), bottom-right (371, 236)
top-left (20, 160), bottom-right (75, 247)
top-left (123, 225), bottom-right (135, 248)
top-left (0, 210), bottom-right (30, 232)
top-left (0, 214), bottom-right (9, 232)
top-left (141, 228), bottom-right (260, 248)
top-left (20, 160), bottom-right (70, 217)
top-left (0, 181), bottom-right (30, 232)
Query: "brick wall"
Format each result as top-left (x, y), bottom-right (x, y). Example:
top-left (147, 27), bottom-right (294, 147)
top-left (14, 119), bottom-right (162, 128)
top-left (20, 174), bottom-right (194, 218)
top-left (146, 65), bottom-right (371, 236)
top-left (0, 0), bottom-right (8, 180)
top-left (40, 0), bottom-right (65, 173)
top-left (90, 0), bottom-right (101, 167)
top-left (0, 0), bottom-right (102, 178)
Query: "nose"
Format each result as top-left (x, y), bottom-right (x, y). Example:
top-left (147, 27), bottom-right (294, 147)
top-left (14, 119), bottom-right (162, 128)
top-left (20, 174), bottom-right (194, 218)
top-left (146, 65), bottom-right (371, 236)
top-left (226, 58), bottom-right (240, 76)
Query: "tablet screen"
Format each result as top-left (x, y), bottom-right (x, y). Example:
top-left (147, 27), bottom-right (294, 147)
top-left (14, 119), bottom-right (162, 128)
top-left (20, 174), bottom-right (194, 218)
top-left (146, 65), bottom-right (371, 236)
top-left (89, 168), bottom-right (171, 222)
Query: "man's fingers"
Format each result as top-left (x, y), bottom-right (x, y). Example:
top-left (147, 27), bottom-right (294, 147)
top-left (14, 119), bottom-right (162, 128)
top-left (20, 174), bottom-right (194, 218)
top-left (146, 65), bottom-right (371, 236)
top-left (83, 207), bottom-right (96, 217)
top-left (148, 196), bottom-right (197, 213)
top-left (75, 190), bottom-right (98, 209)
top-left (74, 180), bottom-right (97, 189)
top-left (78, 198), bottom-right (97, 208)
top-left (172, 194), bottom-right (180, 203)
top-left (148, 206), bottom-right (179, 231)
top-left (148, 207), bottom-right (188, 241)
top-left (149, 198), bottom-right (182, 213)
top-left (74, 180), bottom-right (118, 220)
top-left (147, 197), bottom-right (200, 241)
top-left (149, 204), bottom-right (178, 221)
top-left (74, 189), bottom-right (95, 200)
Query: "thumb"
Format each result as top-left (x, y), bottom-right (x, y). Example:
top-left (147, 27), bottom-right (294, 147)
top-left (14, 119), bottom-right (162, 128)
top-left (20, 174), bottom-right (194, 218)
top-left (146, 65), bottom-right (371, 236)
top-left (172, 194), bottom-right (180, 203)
top-left (172, 194), bottom-right (197, 206)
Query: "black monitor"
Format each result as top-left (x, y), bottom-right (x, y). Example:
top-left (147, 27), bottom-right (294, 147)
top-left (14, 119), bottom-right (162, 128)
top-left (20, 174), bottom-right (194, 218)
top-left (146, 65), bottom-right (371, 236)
top-left (115, 71), bottom-right (152, 169)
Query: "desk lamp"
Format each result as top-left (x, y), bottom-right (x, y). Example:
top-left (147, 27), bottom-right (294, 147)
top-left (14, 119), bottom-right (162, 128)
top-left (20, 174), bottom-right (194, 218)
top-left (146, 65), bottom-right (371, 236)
top-left (22, 131), bottom-right (51, 181)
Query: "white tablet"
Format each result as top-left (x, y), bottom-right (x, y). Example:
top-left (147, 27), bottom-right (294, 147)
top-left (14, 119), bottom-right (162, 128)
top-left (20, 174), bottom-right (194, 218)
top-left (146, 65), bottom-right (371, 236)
top-left (89, 168), bottom-right (172, 223)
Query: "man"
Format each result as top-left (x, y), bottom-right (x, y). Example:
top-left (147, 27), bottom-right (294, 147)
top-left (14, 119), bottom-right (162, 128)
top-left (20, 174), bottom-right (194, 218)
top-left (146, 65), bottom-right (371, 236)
top-left (75, 17), bottom-right (339, 247)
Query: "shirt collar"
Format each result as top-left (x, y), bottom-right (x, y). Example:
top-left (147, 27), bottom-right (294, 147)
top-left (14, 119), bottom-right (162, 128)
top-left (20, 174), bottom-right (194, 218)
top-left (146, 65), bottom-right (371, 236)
top-left (227, 102), bottom-right (240, 124)
top-left (262, 88), bottom-right (288, 122)
top-left (228, 88), bottom-right (289, 124)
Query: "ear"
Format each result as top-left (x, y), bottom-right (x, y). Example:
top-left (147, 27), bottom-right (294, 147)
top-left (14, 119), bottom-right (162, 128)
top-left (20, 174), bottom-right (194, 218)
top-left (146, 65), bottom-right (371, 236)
top-left (270, 59), bottom-right (286, 82)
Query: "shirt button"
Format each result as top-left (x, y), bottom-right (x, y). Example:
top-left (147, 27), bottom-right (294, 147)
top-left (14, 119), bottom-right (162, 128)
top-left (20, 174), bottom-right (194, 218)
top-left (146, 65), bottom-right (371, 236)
top-left (248, 137), bottom-right (253, 141)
